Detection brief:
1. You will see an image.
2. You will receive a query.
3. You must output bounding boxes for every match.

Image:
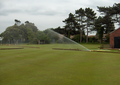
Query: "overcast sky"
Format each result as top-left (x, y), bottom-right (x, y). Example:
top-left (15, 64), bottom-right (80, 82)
top-left (0, 0), bottom-right (119, 33)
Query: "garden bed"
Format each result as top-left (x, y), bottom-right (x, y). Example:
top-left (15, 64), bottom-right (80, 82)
top-left (0, 47), bottom-right (24, 50)
top-left (53, 48), bottom-right (120, 54)
top-left (18, 46), bottom-right (40, 48)
top-left (52, 48), bottom-right (87, 51)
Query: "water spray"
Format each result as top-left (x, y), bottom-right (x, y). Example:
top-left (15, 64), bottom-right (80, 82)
top-left (45, 29), bottom-right (90, 51)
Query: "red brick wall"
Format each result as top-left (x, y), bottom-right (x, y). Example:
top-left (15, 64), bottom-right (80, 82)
top-left (110, 28), bottom-right (120, 48)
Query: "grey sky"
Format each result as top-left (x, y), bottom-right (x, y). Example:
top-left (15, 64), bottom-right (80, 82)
top-left (0, 0), bottom-right (119, 33)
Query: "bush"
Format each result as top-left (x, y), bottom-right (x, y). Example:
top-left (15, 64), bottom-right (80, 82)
top-left (72, 35), bottom-right (99, 43)
top-left (72, 34), bottom-right (86, 43)
top-left (72, 34), bottom-right (80, 43)
top-left (88, 36), bottom-right (98, 43)
top-left (105, 34), bottom-right (109, 42)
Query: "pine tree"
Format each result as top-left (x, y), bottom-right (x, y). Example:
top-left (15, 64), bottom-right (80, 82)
top-left (75, 8), bottom-right (85, 43)
top-left (84, 8), bottom-right (96, 43)
top-left (63, 13), bottom-right (78, 38)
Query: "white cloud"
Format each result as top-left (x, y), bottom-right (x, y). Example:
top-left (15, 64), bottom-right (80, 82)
top-left (0, 0), bottom-right (120, 33)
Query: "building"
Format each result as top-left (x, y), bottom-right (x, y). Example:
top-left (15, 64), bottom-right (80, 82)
top-left (110, 28), bottom-right (120, 48)
top-left (103, 34), bottom-right (108, 41)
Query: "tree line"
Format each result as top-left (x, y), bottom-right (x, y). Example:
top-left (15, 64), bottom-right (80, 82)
top-left (52, 3), bottom-right (120, 43)
top-left (0, 3), bottom-right (120, 44)
top-left (0, 20), bottom-right (52, 44)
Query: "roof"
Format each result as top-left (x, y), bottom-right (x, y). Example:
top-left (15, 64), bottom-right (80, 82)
top-left (110, 28), bottom-right (120, 34)
top-left (88, 35), bottom-right (96, 37)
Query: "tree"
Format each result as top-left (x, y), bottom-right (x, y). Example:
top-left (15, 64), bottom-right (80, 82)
top-left (111, 3), bottom-right (120, 26)
top-left (97, 6), bottom-right (115, 33)
top-left (93, 16), bottom-right (114, 43)
top-left (98, 26), bottom-right (104, 44)
top-left (27, 27), bottom-right (35, 42)
top-left (14, 19), bottom-right (21, 26)
top-left (19, 24), bottom-right (26, 42)
top-left (63, 13), bottom-right (78, 38)
top-left (44, 29), bottom-right (59, 43)
top-left (52, 27), bottom-right (65, 34)
top-left (1, 20), bottom-right (40, 44)
top-left (25, 22), bottom-right (38, 33)
top-left (93, 16), bottom-right (103, 32)
top-left (75, 8), bottom-right (85, 43)
top-left (35, 31), bottom-right (45, 44)
top-left (85, 8), bottom-right (96, 43)
top-left (25, 21), bottom-right (30, 24)
top-left (2, 25), bottom-right (20, 44)
top-left (98, 3), bottom-right (120, 26)
top-left (103, 15), bottom-right (115, 33)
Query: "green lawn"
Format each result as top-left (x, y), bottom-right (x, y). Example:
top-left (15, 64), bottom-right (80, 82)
top-left (0, 44), bottom-right (120, 85)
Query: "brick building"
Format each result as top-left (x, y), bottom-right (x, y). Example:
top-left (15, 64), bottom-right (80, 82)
top-left (110, 28), bottom-right (120, 48)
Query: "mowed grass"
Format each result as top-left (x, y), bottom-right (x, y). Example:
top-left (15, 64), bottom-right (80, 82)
top-left (0, 44), bottom-right (120, 85)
